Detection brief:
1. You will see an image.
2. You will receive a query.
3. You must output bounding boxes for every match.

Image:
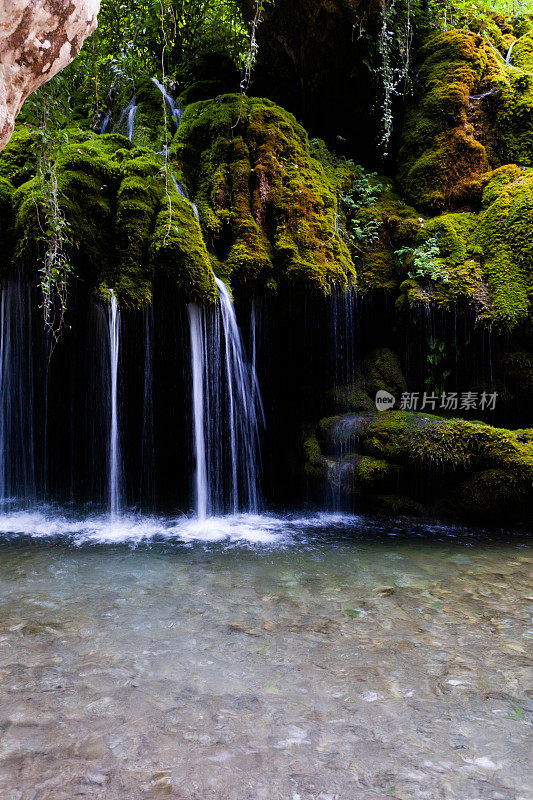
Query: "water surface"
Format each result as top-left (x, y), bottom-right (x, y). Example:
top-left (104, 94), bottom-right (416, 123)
top-left (0, 511), bottom-right (530, 799)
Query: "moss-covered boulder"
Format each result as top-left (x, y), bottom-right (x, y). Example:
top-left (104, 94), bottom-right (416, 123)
top-left (7, 127), bottom-right (215, 307)
top-left (398, 30), bottom-right (499, 212)
top-left (398, 25), bottom-right (533, 213)
top-left (172, 94), bottom-right (356, 293)
top-left (475, 165), bottom-right (533, 326)
top-left (496, 30), bottom-right (533, 164)
top-left (306, 409), bottom-right (533, 520)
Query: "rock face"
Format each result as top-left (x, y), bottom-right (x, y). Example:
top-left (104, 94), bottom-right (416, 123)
top-left (236, 0), bottom-right (380, 162)
top-left (0, 0), bottom-right (101, 151)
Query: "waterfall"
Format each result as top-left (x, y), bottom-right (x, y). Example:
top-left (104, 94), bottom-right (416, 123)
top-left (0, 280), bottom-right (37, 508)
top-left (152, 78), bottom-right (182, 129)
top-left (215, 278), bottom-right (263, 513)
top-left (116, 96), bottom-right (137, 141)
top-left (100, 110), bottom-right (111, 134)
top-left (140, 305), bottom-right (155, 509)
top-left (171, 174), bottom-right (200, 223)
top-left (188, 279), bottom-right (263, 518)
top-left (187, 304), bottom-right (209, 519)
top-left (506, 41), bottom-right (516, 65)
top-left (108, 291), bottom-right (122, 518)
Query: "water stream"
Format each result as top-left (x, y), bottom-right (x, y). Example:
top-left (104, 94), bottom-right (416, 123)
top-left (187, 303), bottom-right (209, 519)
top-left (116, 96), bottom-right (137, 141)
top-left (188, 279), bottom-right (263, 518)
top-left (152, 77), bottom-right (182, 129)
top-left (108, 291), bottom-right (122, 519)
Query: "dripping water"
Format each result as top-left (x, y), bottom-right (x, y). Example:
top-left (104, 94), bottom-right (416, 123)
top-left (108, 291), bottom-right (122, 518)
top-left (187, 304), bottom-right (209, 520)
top-left (140, 304), bottom-right (155, 509)
top-left (171, 174), bottom-right (200, 222)
top-left (216, 277), bottom-right (263, 514)
top-left (0, 280), bottom-right (37, 508)
top-left (116, 96), bottom-right (137, 141)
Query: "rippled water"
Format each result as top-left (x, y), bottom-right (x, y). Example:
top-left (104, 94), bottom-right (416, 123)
top-left (0, 510), bottom-right (531, 799)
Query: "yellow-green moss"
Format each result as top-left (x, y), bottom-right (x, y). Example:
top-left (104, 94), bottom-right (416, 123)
top-left (0, 126), bottom-right (41, 187)
top-left (171, 94), bottom-right (356, 293)
top-left (150, 184), bottom-right (217, 304)
top-left (308, 409), bottom-right (533, 518)
top-left (475, 165), bottom-right (533, 326)
top-left (8, 129), bottom-right (215, 307)
top-left (398, 30), bottom-right (503, 212)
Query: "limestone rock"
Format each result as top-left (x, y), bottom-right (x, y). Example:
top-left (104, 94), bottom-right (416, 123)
top-left (0, 0), bottom-right (101, 150)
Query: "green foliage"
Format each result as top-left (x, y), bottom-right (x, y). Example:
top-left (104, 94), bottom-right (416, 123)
top-left (397, 233), bottom-right (450, 283)
top-left (30, 84), bottom-right (76, 347)
top-left (340, 169), bottom-right (384, 249)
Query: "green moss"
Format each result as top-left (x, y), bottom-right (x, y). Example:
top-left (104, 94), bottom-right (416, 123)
top-left (474, 166), bottom-right (533, 326)
top-left (398, 30), bottom-right (503, 212)
top-left (398, 212), bottom-right (489, 317)
top-left (0, 126), bottom-right (41, 187)
top-left (9, 128), bottom-right (215, 307)
top-left (363, 348), bottom-right (407, 397)
top-left (171, 94), bottom-right (356, 293)
top-left (150, 183), bottom-right (217, 304)
top-left (352, 455), bottom-right (391, 489)
top-left (309, 409), bottom-right (533, 519)
top-left (329, 386), bottom-right (374, 412)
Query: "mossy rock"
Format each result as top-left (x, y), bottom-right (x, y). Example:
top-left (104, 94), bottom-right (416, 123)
top-left (306, 409), bottom-right (533, 520)
top-left (363, 348), bottom-right (407, 399)
top-left (0, 126), bottom-right (41, 187)
top-left (7, 129), bottom-right (215, 308)
top-left (171, 94), bottom-right (356, 293)
top-left (397, 30), bottom-right (501, 212)
top-left (475, 165), bottom-right (533, 326)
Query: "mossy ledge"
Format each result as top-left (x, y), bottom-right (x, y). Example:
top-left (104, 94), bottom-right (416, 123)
top-left (305, 409), bottom-right (533, 521)
top-left (171, 94), bottom-right (356, 294)
top-left (8, 127), bottom-right (216, 307)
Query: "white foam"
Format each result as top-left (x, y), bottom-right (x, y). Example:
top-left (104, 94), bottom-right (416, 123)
top-left (0, 508), bottom-right (361, 548)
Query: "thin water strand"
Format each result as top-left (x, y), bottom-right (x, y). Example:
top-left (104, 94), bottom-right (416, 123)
top-left (188, 303), bottom-right (209, 520)
top-left (108, 291), bottom-right (122, 519)
top-left (215, 277), bottom-right (263, 514)
top-left (152, 78), bottom-right (182, 129)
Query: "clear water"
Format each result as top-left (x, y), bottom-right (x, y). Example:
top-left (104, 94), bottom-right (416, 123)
top-left (0, 510), bottom-right (530, 800)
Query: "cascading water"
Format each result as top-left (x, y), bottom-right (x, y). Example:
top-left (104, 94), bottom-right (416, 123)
top-left (0, 280), bottom-right (37, 508)
top-left (187, 304), bottom-right (209, 520)
top-left (108, 291), bottom-right (122, 518)
top-left (152, 78), bottom-right (182, 129)
top-left (100, 110), bottom-right (111, 134)
top-left (171, 174), bottom-right (200, 222)
top-left (215, 277), bottom-right (263, 514)
top-left (187, 279), bottom-right (263, 519)
top-left (116, 96), bottom-right (137, 141)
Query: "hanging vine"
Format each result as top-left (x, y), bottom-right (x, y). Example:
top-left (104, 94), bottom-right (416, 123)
top-left (378, 0), bottom-right (413, 158)
top-left (33, 84), bottom-right (74, 351)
